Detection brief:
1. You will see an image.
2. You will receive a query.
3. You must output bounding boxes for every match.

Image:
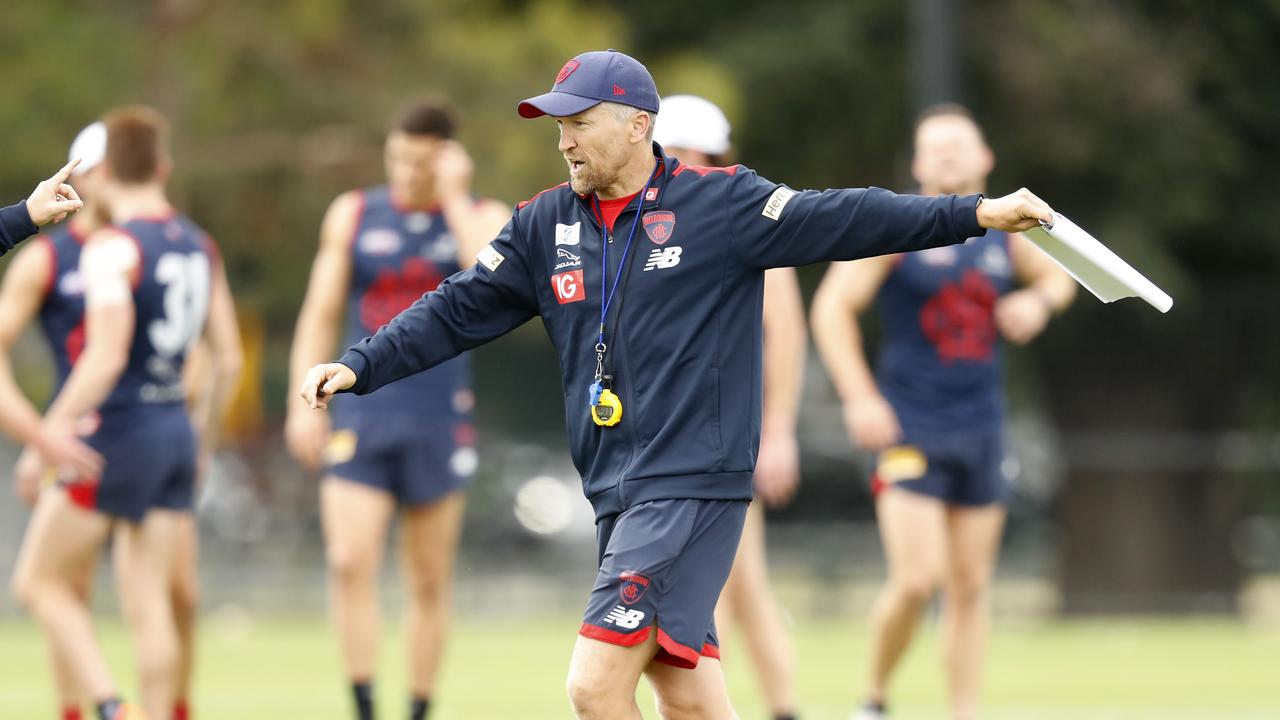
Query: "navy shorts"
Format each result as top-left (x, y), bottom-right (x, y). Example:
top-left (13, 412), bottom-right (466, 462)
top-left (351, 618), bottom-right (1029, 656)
top-left (581, 498), bottom-right (748, 669)
top-left (65, 405), bottom-right (196, 523)
top-left (325, 412), bottom-right (476, 506)
top-left (871, 429), bottom-right (1009, 506)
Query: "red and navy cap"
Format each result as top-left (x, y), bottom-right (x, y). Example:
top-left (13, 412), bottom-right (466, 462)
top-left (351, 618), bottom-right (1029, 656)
top-left (517, 49), bottom-right (660, 119)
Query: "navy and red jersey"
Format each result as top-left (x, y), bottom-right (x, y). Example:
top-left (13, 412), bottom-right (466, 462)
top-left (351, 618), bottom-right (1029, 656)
top-left (104, 214), bottom-right (213, 414)
top-left (36, 223), bottom-right (88, 389)
top-left (875, 229), bottom-right (1014, 433)
top-left (332, 186), bottom-right (471, 423)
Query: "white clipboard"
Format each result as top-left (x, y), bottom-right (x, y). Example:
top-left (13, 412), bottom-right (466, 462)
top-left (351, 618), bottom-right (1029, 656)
top-left (1023, 213), bottom-right (1173, 313)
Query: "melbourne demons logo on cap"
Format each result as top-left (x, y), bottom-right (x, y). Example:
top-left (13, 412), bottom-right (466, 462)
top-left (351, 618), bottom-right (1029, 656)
top-left (556, 59), bottom-right (581, 85)
top-left (618, 571), bottom-right (650, 605)
top-left (642, 211), bottom-right (676, 245)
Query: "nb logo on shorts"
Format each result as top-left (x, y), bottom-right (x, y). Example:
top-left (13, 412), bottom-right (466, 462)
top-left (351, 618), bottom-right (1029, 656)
top-left (603, 605), bottom-right (645, 629)
top-left (643, 246), bottom-right (682, 272)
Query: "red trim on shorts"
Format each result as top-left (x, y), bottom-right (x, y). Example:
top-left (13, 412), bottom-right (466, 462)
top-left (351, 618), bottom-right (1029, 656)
top-left (653, 628), bottom-right (702, 669)
top-left (578, 622), bottom-right (652, 647)
top-left (871, 471), bottom-right (886, 497)
top-left (700, 642), bottom-right (720, 660)
top-left (65, 479), bottom-right (100, 511)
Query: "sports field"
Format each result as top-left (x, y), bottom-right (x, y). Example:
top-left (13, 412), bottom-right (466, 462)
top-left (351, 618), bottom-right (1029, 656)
top-left (1, 615), bottom-right (1276, 719)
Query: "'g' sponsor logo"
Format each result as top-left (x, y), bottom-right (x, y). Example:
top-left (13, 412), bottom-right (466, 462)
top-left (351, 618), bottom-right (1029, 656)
top-left (551, 269), bottom-right (585, 304)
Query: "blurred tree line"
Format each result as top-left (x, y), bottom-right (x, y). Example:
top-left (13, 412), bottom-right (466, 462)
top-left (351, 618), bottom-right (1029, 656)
top-left (1, 0), bottom-right (1276, 609)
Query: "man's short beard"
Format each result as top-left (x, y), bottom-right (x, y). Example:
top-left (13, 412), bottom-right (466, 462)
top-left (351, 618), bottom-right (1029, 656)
top-left (570, 167), bottom-right (610, 195)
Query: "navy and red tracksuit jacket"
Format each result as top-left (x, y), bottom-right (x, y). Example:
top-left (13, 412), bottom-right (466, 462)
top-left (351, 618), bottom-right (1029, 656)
top-left (0, 201), bottom-right (38, 256)
top-left (338, 143), bottom-right (984, 519)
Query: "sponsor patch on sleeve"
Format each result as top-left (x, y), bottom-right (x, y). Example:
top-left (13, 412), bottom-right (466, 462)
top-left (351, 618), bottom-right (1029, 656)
top-left (761, 186), bottom-right (797, 221)
top-left (476, 244), bottom-right (505, 272)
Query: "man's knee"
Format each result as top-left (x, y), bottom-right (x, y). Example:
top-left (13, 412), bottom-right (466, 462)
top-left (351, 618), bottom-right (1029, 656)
top-left (946, 565), bottom-right (992, 607)
top-left (566, 669), bottom-right (631, 719)
top-left (326, 543), bottom-right (376, 587)
top-left (9, 570), bottom-right (36, 610)
top-left (890, 570), bottom-right (942, 607)
top-left (654, 682), bottom-right (714, 720)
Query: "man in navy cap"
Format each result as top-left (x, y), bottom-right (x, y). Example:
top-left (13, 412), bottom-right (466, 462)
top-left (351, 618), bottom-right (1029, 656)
top-left (300, 49), bottom-right (1056, 718)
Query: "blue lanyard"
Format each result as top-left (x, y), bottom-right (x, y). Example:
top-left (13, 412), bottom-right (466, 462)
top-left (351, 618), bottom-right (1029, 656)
top-left (594, 161), bottom-right (660, 352)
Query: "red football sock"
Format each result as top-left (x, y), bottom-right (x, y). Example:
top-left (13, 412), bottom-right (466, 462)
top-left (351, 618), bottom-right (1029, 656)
top-left (62, 707), bottom-right (83, 720)
top-left (173, 699), bottom-right (190, 720)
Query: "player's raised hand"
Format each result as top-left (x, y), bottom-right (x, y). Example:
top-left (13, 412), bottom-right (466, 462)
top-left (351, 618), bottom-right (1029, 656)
top-left (299, 362), bottom-right (356, 410)
top-left (843, 393), bottom-right (903, 453)
top-left (432, 140), bottom-right (475, 201)
top-left (975, 187), bottom-right (1054, 233)
top-left (754, 428), bottom-right (800, 507)
top-left (285, 407), bottom-right (332, 470)
top-left (26, 159), bottom-right (85, 227)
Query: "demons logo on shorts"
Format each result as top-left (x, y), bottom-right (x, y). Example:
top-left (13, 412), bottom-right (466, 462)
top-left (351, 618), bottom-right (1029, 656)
top-left (642, 211), bottom-right (676, 245)
top-left (556, 59), bottom-right (581, 85)
top-left (618, 571), bottom-right (650, 605)
top-left (919, 269), bottom-right (999, 364)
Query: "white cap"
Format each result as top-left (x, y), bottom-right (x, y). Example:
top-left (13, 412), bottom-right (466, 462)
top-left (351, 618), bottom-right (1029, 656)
top-left (68, 121), bottom-right (107, 175)
top-left (654, 95), bottom-right (731, 156)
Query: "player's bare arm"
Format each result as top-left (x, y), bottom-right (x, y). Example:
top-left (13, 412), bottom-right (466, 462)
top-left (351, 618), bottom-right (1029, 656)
top-left (756, 267), bottom-right (806, 507)
top-left (433, 140), bottom-right (512, 268)
top-left (0, 241), bottom-right (103, 499)
top-left (995, 232), bottom-right (1078, 345)
top-left (189, 249), bottom-right (243, 463)
top-left (285, 191), bottom-right (359, 469)
top-left (811, 255), bottom-right (902, 452)
top-left (41, 230), bottom-right (139, 430)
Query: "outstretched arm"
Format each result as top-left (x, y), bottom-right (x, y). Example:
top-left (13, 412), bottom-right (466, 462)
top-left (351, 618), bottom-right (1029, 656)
top-left (302, 213), bottom-right (541, 407)
top-left (728, 167), bottom-right (1052, 269)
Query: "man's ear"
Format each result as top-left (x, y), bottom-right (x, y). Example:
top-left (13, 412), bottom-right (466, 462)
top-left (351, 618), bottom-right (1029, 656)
top-left (633, 112), bottom-right (652, 145)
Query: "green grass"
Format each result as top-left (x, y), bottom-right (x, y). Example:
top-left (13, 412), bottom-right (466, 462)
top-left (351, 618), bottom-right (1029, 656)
top-left (1, 614), bottom-right (1277, 719)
